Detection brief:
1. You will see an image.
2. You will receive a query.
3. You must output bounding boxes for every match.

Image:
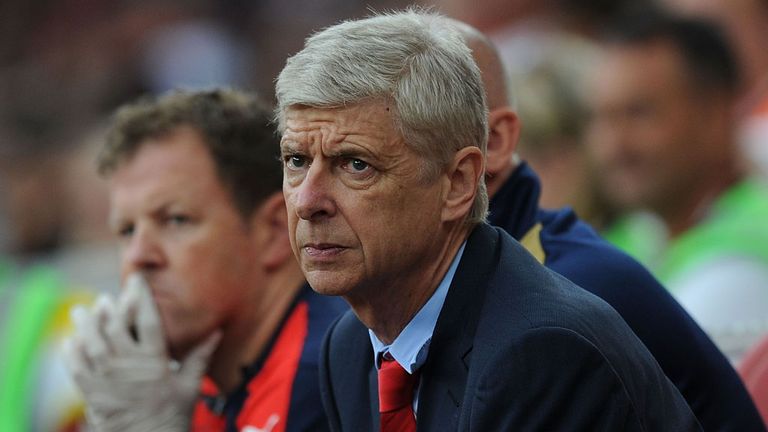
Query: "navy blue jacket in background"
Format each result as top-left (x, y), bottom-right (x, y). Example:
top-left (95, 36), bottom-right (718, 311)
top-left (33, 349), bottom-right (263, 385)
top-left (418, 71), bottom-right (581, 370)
top-left (489, 163), bottom-right (765, 431)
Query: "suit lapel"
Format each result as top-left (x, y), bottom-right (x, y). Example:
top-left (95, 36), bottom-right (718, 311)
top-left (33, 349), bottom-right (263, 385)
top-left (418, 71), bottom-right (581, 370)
top-left (328, 313), bottom-right (377, 431)
top-left (417, 224), bottom-right (501, 431)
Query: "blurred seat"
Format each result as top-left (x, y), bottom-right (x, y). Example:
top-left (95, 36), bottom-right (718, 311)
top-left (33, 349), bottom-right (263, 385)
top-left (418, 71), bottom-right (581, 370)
top-left (739, 334), bottom-right (768, 426)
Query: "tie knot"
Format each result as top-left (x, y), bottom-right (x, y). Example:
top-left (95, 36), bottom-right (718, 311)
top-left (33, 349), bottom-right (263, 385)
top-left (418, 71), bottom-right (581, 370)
top-left (378, 357), bottom-right (419, 413)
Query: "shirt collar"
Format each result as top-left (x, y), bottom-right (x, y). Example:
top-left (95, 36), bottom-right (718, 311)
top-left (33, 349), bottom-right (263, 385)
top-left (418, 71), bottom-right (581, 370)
top-left (369, 241), bottom-right (466, 374)
top-left (487, 162), bottom-right (542, 240)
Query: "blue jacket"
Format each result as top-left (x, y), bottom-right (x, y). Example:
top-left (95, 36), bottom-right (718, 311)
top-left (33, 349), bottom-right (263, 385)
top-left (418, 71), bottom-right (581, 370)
top-left (489, 163), bottom-right (764, 431)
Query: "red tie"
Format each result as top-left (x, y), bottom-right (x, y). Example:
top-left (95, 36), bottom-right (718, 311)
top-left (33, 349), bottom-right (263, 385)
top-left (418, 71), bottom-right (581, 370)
top-left (378, 356), bottom-right (419, 432)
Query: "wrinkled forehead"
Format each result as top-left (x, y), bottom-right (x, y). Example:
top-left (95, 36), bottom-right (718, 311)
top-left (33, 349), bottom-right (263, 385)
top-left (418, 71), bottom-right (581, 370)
top-left (281, 102), bottom-right (401, 145)
top-left (278, 94), bottom-right (393, 127)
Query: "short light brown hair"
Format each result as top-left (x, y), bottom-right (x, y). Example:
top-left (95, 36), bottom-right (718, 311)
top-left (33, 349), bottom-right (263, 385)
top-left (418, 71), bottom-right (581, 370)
top-left (99, 89), bottom-right (281, 217)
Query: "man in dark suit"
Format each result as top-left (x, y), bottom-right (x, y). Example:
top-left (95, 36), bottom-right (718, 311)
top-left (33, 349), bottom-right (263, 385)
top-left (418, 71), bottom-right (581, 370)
top-left (275, 10), bottom-right (700, 431)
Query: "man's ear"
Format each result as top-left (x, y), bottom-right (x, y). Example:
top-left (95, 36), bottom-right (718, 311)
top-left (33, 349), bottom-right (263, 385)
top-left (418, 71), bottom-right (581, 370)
top-left (249, 192), bottom-right (293, 271)
top-left (442, 146), bottom-right (485, 222)
top-left (486, 107), bottom-right (521, 176)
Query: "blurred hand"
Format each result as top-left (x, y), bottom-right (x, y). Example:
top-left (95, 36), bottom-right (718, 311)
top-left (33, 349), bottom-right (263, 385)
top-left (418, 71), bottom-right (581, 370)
top-left (62, 273), bottom-right (220, 432)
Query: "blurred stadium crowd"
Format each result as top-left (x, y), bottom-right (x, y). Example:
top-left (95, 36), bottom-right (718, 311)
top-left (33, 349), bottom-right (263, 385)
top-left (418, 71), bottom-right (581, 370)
top-left (2, 0), bottom-right (768, 430)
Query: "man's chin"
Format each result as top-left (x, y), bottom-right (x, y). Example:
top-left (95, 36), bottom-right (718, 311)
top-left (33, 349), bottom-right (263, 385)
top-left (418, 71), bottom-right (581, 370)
top-left (308, 283), bottom-right (349, 297)
top-left (305, 272), bottom-right (355, 297)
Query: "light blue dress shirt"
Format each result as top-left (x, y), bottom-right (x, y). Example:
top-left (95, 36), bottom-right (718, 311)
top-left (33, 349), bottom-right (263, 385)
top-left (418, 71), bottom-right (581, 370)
top-left (369, 241), bottom-right (467, 374)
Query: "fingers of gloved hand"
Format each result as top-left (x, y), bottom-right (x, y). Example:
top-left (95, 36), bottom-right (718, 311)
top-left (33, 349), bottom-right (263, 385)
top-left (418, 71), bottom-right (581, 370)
top-left (62, 335), bottom-right (119, 402)
top-left (115, 273), bottom-right (140, 334)
top-left (102, 289), bottom-right (140, 356)
top-left (61, 336), bottom-right (91, 382)
top-left (130, 273), bottom-right (166, 352)
top-left (178, 330), bottom-right (221, 391)
top-left (69, 304), bottom-right (112, 373)
top-left (93, 294), bottom-right (119, 351)
top-left (117, 273), bottom-right (165, 354)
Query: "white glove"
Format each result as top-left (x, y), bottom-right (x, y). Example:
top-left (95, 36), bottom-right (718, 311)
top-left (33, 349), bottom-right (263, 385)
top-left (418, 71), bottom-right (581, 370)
top-left (63, 273), bottom-right (221, 432)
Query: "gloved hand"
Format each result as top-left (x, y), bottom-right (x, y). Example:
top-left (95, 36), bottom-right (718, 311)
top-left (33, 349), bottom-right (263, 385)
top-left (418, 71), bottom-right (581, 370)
top-left (62, 273), bottom-right (221, 432)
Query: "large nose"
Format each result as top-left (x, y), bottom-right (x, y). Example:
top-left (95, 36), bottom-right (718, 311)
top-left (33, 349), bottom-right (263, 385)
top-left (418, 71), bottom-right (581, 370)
top-left (122, 223), bottom-right (166, 276)
top-left (290, 164), bottom-right (337, 221)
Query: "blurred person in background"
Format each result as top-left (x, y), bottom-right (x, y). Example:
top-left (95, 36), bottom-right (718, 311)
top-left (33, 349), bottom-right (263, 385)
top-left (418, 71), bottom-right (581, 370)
top-left (0, 150), bottom-right (67, 258)
top-left (0, 5), bottom-right (257, 428)
top-left (63, 89), bottom-right (347, 432)
top-left (27, 126), bottom-right (124, 431)
top-left (587, 12), bottom-right (768, 363)
top-left (456, 19), bottom-right (765, 431)
top-left (0, 125), bottom-right (115, 432)
top-left (509, 40), bottom-right (615, 227)
top-left (430, 0), bottom-right (658, 224)
top-left (661, 0), bottom-right (768, 176)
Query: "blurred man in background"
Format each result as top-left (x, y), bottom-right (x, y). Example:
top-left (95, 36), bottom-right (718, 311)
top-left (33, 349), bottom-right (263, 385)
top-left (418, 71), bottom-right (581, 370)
top-left (431, 0), bottom-right (658, 226)
top-left (63, 89), bottom-right (346, 431)
top-left (0, 127), bottom-right (116, 432)
top-left (587, 13), bottom-right (768, 363)
top-left (455, 18), bottom-right (765, 431)
top-left (662, 0), bottom-right (768, 176)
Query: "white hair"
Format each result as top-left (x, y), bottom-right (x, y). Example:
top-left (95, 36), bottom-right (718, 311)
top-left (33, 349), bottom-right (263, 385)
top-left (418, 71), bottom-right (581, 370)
top-left (275, 9), bottom-right (489, 225)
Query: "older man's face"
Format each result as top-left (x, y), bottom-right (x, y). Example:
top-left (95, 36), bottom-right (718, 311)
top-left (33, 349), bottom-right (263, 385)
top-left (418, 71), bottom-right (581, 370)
top-left (280, 102), bottom-right (447, 302)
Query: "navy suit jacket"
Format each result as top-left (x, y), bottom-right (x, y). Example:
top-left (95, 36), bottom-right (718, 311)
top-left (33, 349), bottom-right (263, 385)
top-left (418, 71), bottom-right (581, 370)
top-left (320, 223), bottom-right (701, 431)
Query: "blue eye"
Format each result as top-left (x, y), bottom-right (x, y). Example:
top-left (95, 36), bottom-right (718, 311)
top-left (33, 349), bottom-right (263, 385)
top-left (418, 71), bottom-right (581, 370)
top-left (350, 159), bottom-right (369, 172)
top-left (283, 155), bottom-right (309, 171)
top-left (285, 155), bottom-right (307, 170)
